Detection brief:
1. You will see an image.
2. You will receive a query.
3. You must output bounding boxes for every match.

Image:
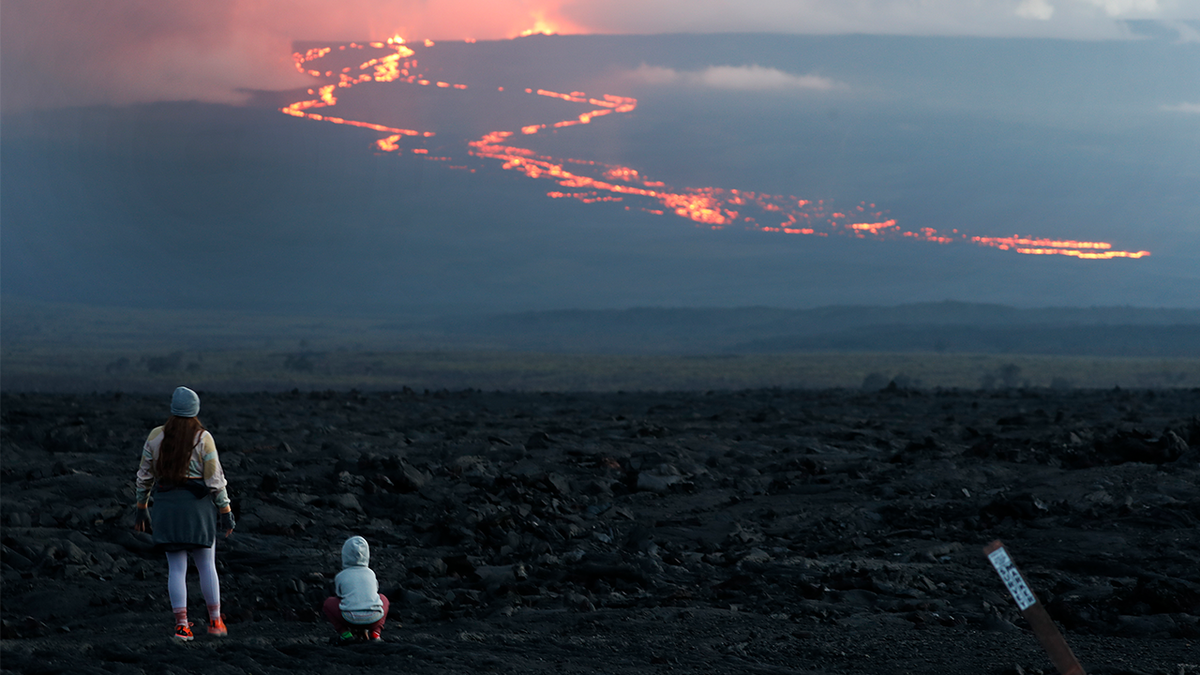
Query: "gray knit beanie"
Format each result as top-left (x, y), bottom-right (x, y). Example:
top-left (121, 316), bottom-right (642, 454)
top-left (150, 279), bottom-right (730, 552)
top-left (170, 386), bottom-right (200, 417)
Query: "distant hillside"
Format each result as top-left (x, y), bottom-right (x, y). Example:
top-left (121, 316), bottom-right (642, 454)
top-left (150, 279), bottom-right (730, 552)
top-left (3, 298), bottom-right (1198, 358)
top-left (3, 34), bottom-right (1198, 313)
top-left (453, 303), bottom-right (1200, 356)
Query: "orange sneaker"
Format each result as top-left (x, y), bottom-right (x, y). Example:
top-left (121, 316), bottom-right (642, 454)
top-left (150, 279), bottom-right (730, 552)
top-left (207, 616), bottom-right (228, 637)
top-left (174, 622), bottom-right (194, 642)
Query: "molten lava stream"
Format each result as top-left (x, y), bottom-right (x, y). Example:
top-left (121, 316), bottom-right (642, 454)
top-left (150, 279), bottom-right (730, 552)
top-left (280, 38), bottom-right (1149, 261)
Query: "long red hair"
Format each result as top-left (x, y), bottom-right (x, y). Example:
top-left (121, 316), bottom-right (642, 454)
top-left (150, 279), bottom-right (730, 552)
top-left (156, 415), bottom-right (206, 484)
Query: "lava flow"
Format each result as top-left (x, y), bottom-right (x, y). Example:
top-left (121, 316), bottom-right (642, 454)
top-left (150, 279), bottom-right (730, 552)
top-left (281, 38), bottom-right (1150, 260)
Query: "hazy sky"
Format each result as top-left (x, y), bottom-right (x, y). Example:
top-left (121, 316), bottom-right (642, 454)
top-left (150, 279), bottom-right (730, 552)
top-left (2, 0), bottom-right (1197, 111)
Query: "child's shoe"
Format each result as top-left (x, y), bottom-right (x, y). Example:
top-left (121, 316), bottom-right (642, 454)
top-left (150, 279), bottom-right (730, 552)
top-left (207, 616), bottom-right (228, 636)
top-left (367, 629), bottom-right (382, 642)
top-left (332, 630), bottom-right (359, 646)
top-left (173, 622), bottom-right (194, 642)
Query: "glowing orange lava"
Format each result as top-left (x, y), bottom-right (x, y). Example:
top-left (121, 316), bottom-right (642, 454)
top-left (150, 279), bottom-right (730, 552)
top-left (280, 39), bottom-right (1149, 260)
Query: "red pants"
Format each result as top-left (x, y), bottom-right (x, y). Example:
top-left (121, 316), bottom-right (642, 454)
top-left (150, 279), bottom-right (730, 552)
top-left (322, 595), bottom-right (389, 634)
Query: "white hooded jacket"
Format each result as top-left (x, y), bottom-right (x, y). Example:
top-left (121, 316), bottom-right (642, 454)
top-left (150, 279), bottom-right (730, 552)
top-left (335, 536), bottom-right (385, 624)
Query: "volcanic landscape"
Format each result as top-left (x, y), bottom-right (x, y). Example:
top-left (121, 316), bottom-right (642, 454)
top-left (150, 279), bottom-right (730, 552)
top-left (2, 386), bottom-right (1198, 674)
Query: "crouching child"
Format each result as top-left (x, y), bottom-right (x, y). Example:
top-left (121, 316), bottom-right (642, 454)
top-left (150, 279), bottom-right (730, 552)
top-left (323, 535), bottom-right (390, 644)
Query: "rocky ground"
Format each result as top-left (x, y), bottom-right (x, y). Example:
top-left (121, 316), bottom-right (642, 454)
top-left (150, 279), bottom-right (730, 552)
top-left (2, 387), bottom-right (1198, 674)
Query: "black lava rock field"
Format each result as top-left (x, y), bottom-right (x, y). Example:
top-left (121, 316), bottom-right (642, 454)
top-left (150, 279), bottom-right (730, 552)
top-left (2, 387), bottom-right (1198, 674)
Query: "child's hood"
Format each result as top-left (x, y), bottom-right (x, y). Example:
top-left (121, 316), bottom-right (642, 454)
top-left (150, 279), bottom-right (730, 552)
top-left (341, 536), bottom-right (370, 568)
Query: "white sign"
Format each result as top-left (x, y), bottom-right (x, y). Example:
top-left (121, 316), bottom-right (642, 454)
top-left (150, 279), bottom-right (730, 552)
top-left (988, 547), bottom-right (1037, 611)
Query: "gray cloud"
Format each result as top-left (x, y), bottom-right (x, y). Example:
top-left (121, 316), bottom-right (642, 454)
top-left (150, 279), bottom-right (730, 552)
top-left (1080, 0), bottom-right (1161, 16)
top-left (1016, 0), bottom-right (1056, 21)
top-left (1161, 101), bottom-right (1200, 113)
top-left (1, 0), bottom-right (302, 111)
top-left (626, 64), bottom-right (848, 92)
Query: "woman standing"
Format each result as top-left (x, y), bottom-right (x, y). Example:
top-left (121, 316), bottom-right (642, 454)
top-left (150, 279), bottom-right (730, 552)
top-left (134, 386), bottom-right (236, 641)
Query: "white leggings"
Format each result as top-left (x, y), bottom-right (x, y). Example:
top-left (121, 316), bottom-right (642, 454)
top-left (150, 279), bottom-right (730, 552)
top-left (166, 544), bottom-right (220, 610)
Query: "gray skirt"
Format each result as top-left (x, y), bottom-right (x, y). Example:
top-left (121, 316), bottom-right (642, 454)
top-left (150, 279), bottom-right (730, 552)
top-left (151, 483), bottom-right (217, 551)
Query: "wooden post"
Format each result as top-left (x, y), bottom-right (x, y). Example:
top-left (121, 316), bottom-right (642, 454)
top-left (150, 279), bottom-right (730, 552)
top-left (983, 540), bottom-right (1086, 675)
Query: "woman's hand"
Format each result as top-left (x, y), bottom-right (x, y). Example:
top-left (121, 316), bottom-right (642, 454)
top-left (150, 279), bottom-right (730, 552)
top-left (218, 509), bottom-right (235, 537)
top-left (134, 507), bottom-right (151, 533)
